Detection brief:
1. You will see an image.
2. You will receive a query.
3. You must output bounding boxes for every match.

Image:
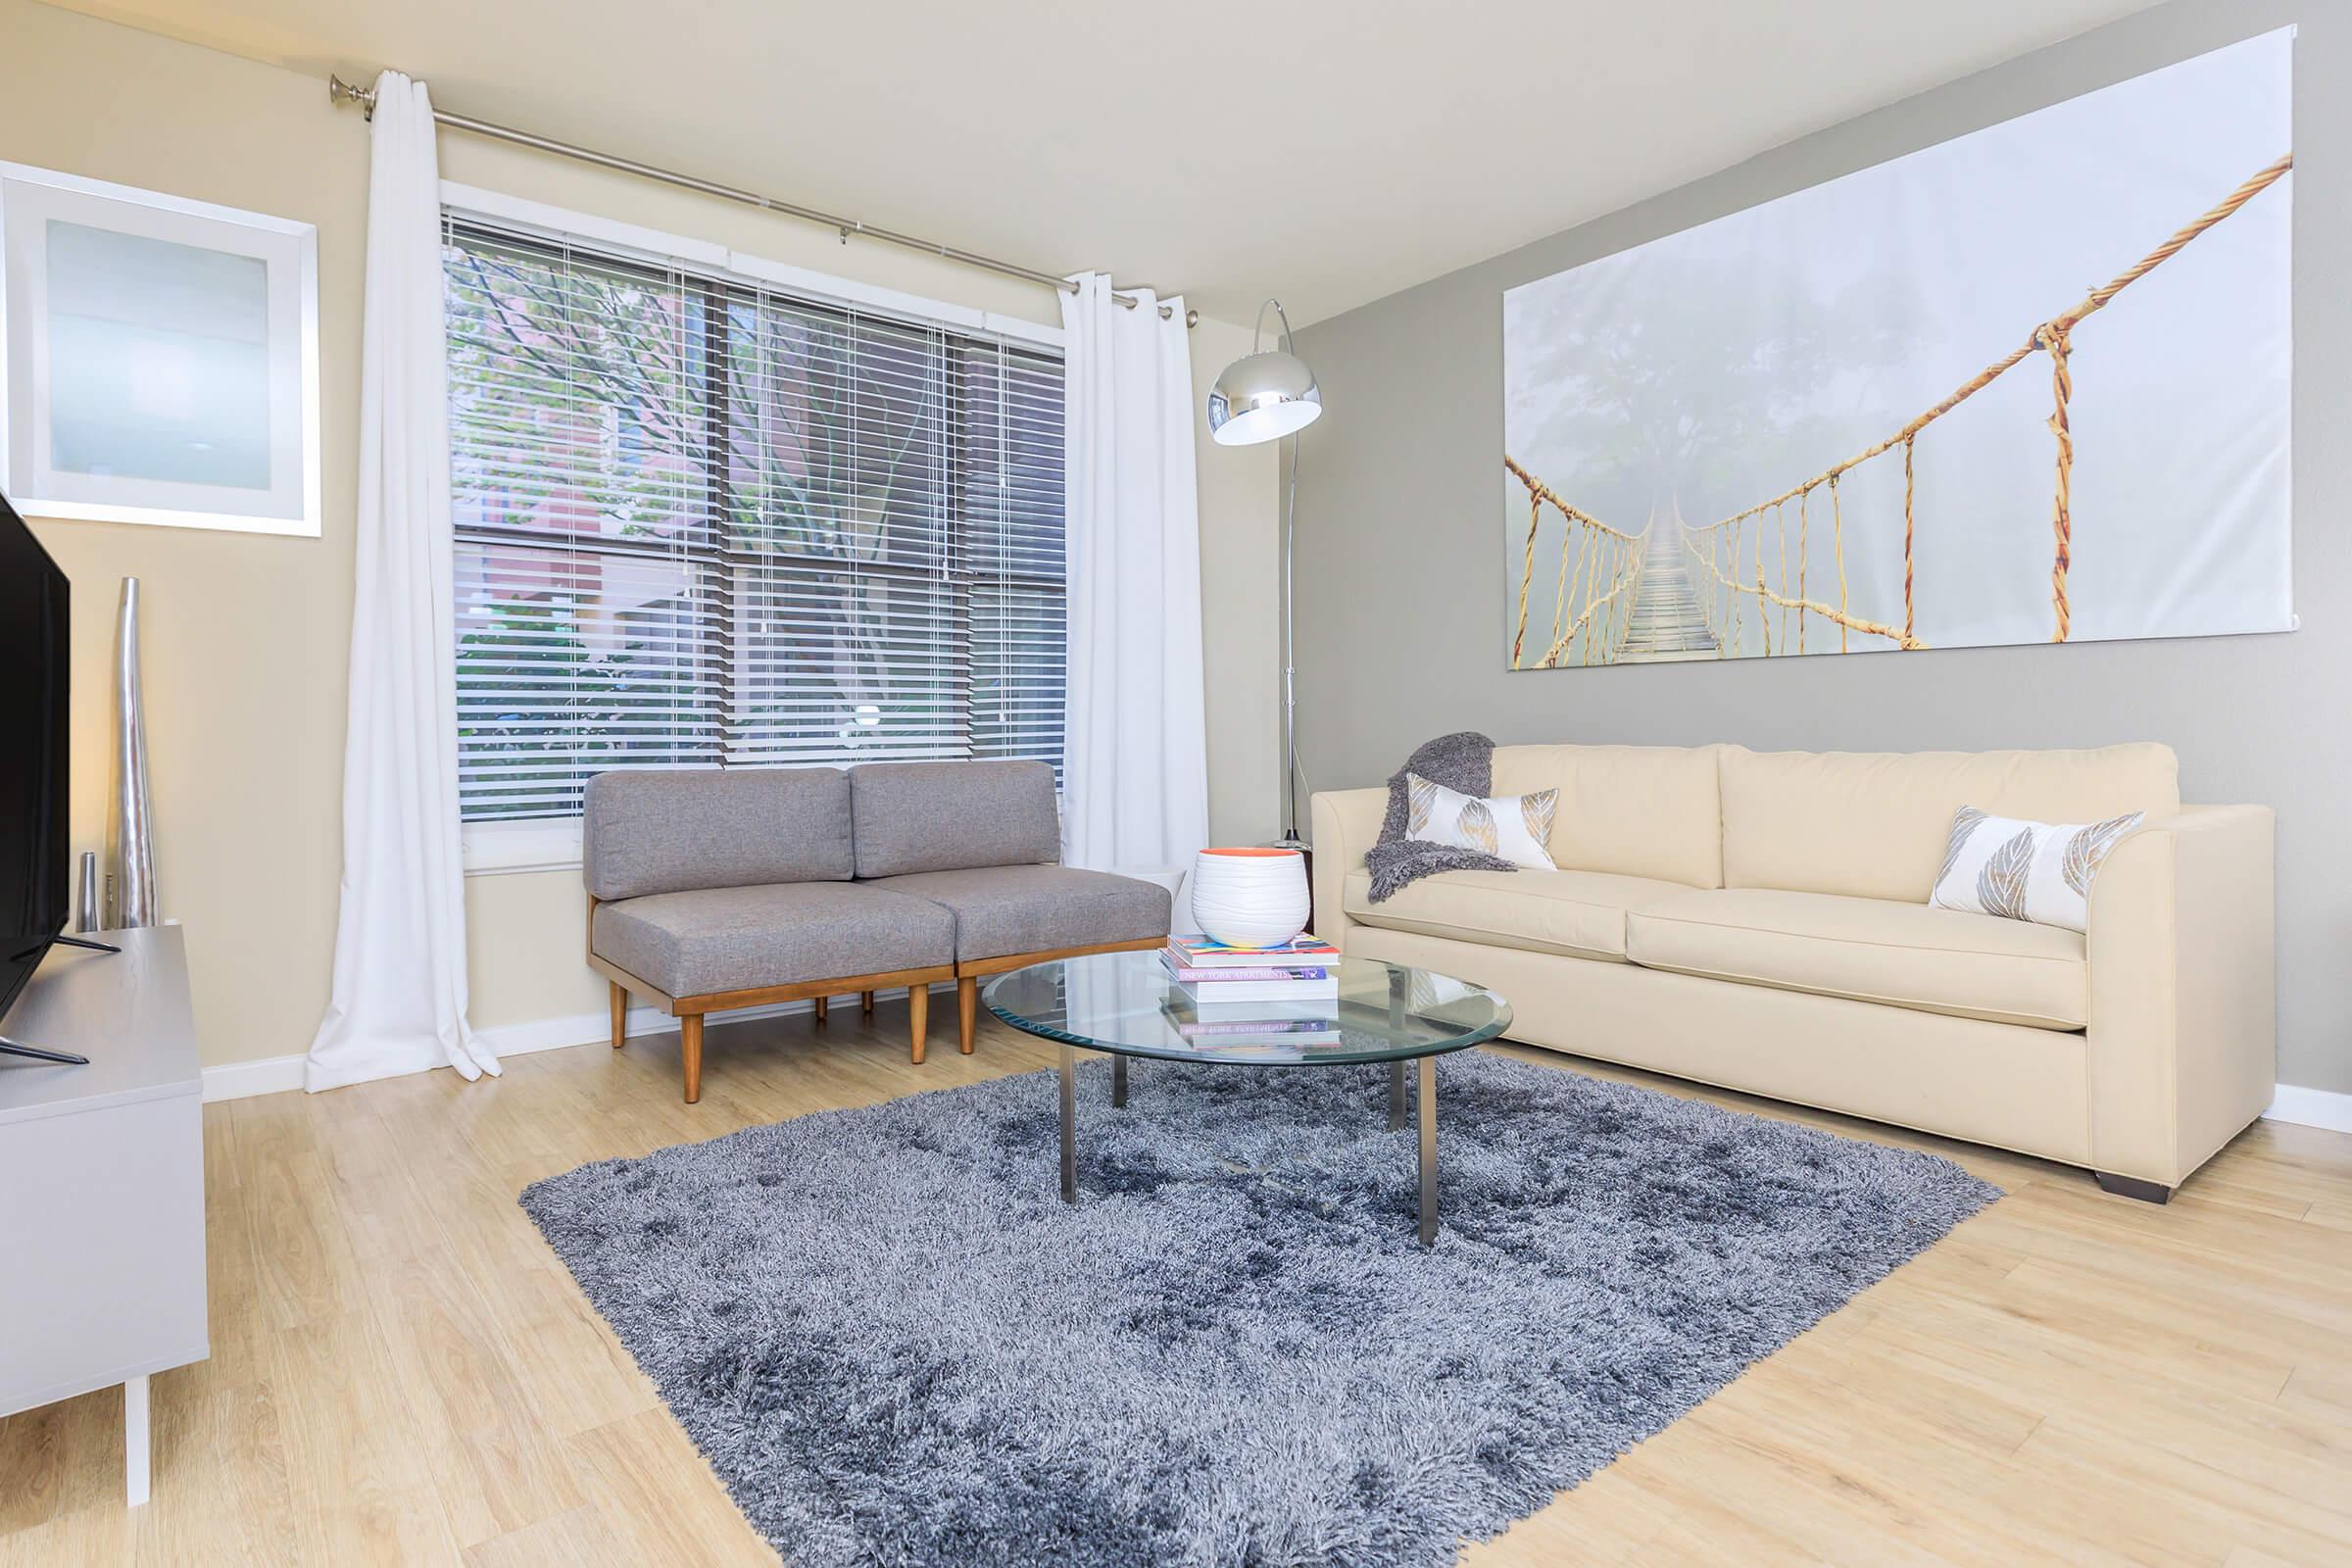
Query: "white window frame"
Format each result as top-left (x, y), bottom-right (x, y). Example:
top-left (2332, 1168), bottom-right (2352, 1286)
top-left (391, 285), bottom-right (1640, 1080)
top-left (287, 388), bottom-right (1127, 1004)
top-left (445, 185), bottom-right (1066, 875)
top-left (439, 184), bottom-right (1063, 352)
top-left (464, 816), bottom-right (587, 877)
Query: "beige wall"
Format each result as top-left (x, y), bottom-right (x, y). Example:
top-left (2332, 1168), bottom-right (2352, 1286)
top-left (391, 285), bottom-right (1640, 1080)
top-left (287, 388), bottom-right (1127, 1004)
top-left (5, 0), bottom-right (1279, 1066)
top-left (1290, 0), bottom-right (2346, 1095)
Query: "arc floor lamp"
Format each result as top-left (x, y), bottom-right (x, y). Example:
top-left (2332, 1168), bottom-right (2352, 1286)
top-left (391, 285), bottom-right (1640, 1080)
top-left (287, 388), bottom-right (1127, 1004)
top-left (1207, 299), bottom-right (1322, 850)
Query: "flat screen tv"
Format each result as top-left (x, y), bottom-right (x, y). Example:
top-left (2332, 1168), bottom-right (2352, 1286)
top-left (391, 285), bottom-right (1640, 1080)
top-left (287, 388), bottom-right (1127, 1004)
top-left (0, 487), bottom-right (74, 1047)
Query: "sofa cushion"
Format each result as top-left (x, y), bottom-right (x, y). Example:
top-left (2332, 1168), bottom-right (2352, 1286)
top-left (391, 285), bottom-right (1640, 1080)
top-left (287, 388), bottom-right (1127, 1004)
top-left (583, 766), bottom-right (852, 901)
top-left (1344, 867), bottom-right (1700, 962)
top-left (1489, 745), bottom-right (1725, 888)
top-left (1719, 744), bottom-right (2179, 904)
top-left (848, 760), bottom-right (1061, 878)
top-left (1625, 887), bottom-right (2086, 1031)
top-left (866, 865), bottom-right (1170, 963)
top-left (593, 883), bottom-right (953, 998)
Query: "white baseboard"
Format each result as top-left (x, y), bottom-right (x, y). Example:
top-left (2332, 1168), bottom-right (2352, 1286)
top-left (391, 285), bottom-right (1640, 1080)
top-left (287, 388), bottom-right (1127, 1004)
top-left (2264, 1082), bottom-right (2352, 1135)
top-left (199, 1020), bottom-right (2352, 1135)
top-left (475, 996), bottom-right (820, 1060)
top-left (198, 983), bottom-right (961, 1103)
top-left (200, 1053), bottom-right (307, 1102)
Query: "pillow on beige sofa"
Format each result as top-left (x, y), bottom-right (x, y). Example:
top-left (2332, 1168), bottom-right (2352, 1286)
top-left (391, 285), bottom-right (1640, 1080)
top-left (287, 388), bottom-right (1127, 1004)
top-left (1406, 773), bottom-right (1558, 870)
top-left (1929, 805), bottom-right (2142, 933)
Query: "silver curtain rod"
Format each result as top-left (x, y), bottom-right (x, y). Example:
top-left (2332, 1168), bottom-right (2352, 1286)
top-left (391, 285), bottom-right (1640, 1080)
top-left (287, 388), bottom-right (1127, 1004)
top-left (327, 74), bottom-right (1198, 327)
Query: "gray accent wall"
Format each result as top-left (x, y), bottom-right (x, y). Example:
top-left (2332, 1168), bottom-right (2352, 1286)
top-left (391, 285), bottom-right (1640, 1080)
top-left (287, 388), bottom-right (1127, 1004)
top-left (1291, 0), bottom-right (2348, 1095)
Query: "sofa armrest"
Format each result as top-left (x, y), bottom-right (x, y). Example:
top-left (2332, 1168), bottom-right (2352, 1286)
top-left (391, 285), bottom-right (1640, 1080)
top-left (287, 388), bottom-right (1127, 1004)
top-left (1309, 787), bottom-right (1389, 952)
top-left (2084, 804), bottom-right (2276, 1187)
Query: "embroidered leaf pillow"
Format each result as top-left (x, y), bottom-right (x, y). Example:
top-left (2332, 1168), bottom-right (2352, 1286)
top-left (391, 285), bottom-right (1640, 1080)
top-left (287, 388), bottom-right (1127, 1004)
top-left (1929, 806), bottom-right (2143, 933)
top-left (1405, 773), bottom-right (1558, 871)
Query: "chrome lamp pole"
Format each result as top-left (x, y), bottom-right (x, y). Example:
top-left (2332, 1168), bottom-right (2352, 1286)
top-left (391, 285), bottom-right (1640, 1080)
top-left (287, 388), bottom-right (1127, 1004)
top-left (1207, 299), bottom-right (1322, 849)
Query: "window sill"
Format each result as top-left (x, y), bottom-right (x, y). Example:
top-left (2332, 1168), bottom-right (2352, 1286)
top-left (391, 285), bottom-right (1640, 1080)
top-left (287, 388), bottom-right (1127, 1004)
top-left (463, 818), bottom-right (584, 877)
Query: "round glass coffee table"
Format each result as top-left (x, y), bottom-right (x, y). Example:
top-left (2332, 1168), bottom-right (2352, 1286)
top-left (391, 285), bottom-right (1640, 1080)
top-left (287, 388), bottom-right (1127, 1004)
top-left (983, 951), bottom-right (1512, 1246)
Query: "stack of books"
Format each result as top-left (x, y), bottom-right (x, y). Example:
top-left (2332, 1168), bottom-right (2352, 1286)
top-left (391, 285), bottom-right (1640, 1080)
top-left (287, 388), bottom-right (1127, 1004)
top-left (1162, 933), bottom-right (1341, 1043)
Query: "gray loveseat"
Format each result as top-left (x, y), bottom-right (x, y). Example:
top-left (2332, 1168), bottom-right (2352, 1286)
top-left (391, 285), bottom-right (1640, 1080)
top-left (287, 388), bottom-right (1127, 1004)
top-left (583, 760), bottom-right (1171, 1102)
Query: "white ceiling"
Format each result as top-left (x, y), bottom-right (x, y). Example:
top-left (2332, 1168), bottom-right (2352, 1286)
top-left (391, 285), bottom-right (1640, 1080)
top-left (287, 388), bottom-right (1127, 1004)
top-left (48, 0), bottom-right (2158, 325)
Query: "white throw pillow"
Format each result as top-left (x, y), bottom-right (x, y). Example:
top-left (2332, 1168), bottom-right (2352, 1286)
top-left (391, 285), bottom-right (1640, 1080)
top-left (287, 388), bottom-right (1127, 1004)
top-left (1928, 805), bottom-right (2143, 933)
top-left (1405, 773), bottom-right (1558, 870)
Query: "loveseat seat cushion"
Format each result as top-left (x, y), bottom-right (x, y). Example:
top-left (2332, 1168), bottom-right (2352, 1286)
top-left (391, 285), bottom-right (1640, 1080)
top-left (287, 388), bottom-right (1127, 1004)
top-left (1343, 867), bottom-right (1700, 962)
top-left (865, 865), bottom-right (1170, 963)
top-left (583, 766), bottom-right (853, 901)
top-left (1625, 887), bottom-right (2087, 1031)
top-left (593, 883), bottom-right (953, 999)
top-left (848, 760), bottom-right (1062, 878)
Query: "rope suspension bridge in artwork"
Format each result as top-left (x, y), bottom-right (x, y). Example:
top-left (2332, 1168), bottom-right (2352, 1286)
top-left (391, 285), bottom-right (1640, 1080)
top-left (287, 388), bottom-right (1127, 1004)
top-left (1508, 153), bottom-right (2291, 669)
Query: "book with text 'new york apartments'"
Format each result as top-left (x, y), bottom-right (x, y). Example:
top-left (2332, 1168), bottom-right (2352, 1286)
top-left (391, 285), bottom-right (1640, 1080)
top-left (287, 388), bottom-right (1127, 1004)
top-left (1161, 957), bottom-right (1336, 982)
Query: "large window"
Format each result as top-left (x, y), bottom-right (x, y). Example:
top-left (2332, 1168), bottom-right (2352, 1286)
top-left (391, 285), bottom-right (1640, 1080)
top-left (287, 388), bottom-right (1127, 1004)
top-left (443, 217), bottom-right (1066, 822)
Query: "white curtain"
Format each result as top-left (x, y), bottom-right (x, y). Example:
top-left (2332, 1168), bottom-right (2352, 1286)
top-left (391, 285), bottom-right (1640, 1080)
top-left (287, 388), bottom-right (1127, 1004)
top-left (305, 74), bottom-right (498, 1092)
top-left (1059, 274), bottom-right (1210, 879)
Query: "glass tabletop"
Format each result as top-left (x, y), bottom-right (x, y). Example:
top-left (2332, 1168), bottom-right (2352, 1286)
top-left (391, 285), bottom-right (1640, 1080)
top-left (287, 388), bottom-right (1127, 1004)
top-left (982, 951), bottom-right (1512, 1065)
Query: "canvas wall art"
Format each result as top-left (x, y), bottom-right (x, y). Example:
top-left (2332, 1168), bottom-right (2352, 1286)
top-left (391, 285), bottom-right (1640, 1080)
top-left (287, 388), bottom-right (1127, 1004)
top-left (1500, 29), bottom-right (2292, 669)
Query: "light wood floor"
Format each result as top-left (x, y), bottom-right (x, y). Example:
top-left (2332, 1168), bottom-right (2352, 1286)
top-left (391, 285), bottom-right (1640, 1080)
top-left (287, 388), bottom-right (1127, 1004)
top-left (3, 1003), bottom-right (2348, 1567)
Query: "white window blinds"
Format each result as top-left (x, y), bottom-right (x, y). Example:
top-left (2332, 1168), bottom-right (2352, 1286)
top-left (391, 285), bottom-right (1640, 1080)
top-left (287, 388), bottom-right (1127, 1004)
top-left (443, 217), bottom-right (1067, 820)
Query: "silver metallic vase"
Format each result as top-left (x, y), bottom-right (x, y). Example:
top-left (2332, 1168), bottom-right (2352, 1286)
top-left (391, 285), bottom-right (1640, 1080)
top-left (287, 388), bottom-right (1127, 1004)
top-left (104, 577), bottom-right (159, 930)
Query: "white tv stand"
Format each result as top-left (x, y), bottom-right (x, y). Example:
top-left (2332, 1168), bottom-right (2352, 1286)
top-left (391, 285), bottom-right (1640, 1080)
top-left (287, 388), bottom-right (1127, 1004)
top-left (0, 925), bottom-right (207, 1505)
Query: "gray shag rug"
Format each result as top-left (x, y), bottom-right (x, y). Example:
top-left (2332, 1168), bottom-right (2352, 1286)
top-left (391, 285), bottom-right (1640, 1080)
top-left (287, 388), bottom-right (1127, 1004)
top-left (521, 1052), bottom-right (1996, 1568)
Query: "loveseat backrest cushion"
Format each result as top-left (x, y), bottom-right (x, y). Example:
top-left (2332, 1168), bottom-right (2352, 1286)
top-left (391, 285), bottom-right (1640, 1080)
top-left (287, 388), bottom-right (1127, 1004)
top-left (849, 760), bottom-right (1061, 879)
top-left (1491, 744), bottom-right (1726, 888)
top-left (1719, 743), bottom-right (2180, 903)
top-left (583, 766), bottom-right (854, 901)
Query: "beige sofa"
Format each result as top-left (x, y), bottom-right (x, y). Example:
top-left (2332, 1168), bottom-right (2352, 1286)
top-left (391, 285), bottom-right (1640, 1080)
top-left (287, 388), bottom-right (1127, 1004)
top-left (1311, 744), bottom-right (2274, 1200)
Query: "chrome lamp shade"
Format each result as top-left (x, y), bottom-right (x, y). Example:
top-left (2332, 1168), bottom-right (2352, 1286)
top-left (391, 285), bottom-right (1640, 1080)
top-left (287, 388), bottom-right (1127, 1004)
top-left (1207, 349), bottom-right (1321, 447)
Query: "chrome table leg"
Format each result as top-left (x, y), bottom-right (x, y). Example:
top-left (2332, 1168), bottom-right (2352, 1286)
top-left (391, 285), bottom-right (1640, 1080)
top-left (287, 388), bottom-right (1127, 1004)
top-left (1418, 1055), bottom-right (1439, 1247)
top-left (1112, 1054), bottom-right (1128, 1108)
top-left (1388, 1060), bottom-right (1405, 1132)
top-left (1058, 1043), bottom-right (1078, 1204)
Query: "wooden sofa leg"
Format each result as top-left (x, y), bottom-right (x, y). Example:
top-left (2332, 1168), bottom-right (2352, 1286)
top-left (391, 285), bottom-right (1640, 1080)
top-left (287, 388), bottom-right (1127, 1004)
top-left (609, 982), bottom-right (627, 1049)
top-left (681, 1014), bottom-right (705, 1104)
top-left (860, 990), bottom-right (874, 1015)
top-left (957, 975), bottom-right (978, 1055)
top-left (909, 986), bottom-right (929, 1065)
top-left (2093, 1171), bottom-right (2173, 1204)
top-left (812, 994), bottom-right (829, 1024)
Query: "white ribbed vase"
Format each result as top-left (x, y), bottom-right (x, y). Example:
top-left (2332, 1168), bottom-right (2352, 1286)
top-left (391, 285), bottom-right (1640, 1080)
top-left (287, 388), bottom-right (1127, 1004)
top-left (1189, 848), bottom-right (1310, 949)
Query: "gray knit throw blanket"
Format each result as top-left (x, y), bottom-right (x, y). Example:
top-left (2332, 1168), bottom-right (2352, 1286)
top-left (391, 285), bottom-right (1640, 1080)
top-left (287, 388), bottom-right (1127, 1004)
top-left (1363, 730), bottom-right (1518, 902)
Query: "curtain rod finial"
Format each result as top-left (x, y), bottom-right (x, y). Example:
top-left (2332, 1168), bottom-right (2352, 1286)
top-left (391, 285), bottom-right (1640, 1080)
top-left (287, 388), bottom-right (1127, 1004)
top-left (328, 74), bottom-right (377, 119)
